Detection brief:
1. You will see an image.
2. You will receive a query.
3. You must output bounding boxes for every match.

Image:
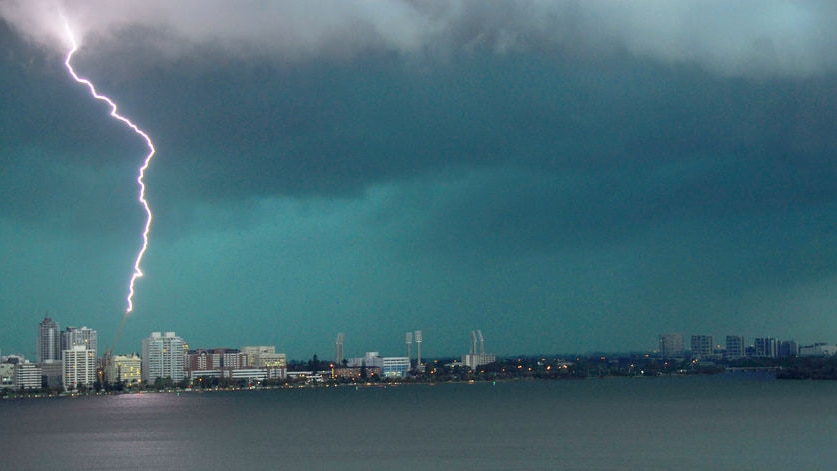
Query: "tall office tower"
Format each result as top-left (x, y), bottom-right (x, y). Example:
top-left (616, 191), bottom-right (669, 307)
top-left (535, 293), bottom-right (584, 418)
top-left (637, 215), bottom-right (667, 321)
top-left (753, 337), bottom-right (778, 358)
top-left (62, 345), bottom-right (97, 391)
top-left (658, 333), bottom-right (685, 358)
top-left (37, 316), bottom-right (61, 363)
top-left (141, 332), bottom-right (186, 383)
top-left (61, 326), bottom-right (98, 357)
top-left (690, 335), bottom-right (714, 360)
top-left (725, 336), bottom-right (745, 361)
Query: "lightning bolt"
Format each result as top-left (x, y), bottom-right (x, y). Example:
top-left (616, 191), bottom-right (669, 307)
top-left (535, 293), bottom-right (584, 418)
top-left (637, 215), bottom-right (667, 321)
top-left (62, 21), bottom-right (155, 332)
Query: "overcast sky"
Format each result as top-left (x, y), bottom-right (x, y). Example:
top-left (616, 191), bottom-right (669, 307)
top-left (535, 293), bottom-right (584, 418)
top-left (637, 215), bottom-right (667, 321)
top-left (1, 1), bottom-right (836, 359)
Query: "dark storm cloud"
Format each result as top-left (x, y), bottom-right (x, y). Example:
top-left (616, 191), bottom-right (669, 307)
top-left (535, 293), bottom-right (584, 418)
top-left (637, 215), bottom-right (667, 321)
top-left (20, 46), bottom-right (834, 246)
top-left (5, 1), bottom-right (837, 75)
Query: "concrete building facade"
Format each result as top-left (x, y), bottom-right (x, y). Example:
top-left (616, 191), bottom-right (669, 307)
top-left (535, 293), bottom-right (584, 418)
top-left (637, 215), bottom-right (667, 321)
top-left (725, 336), bottom-right (745, 361)
top-left (106, 353), bottom-right (142, 386)
top-left (382, 357), bottom-right (410, 378)
top-left (62, 345), bottom-right (97, 391)
top-left (142, 332), bottom-right (186, 383)
top-left (14, 362), bottom-right (42, 390)
top-left (753, 337), bottom-right (778, 358)
top-left (61, 326), bottom-right (97, 356)
top-left (690, 335), bottom-right (714, 360)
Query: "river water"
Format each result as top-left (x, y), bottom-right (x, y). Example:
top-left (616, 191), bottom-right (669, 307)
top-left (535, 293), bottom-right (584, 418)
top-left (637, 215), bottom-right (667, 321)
top-left (1, 375), bottom-right (835, 470)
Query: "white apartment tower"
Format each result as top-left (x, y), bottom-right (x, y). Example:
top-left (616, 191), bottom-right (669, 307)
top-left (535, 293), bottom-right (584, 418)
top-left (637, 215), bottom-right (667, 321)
top-left (142, 332), bottom-right (186, 383)
top-left (62, 345), bottom-right (97, 391)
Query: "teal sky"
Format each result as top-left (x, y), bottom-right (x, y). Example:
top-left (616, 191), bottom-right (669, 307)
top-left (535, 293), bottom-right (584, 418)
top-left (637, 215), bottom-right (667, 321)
top-left (1, 1), bottom-right (836, 359)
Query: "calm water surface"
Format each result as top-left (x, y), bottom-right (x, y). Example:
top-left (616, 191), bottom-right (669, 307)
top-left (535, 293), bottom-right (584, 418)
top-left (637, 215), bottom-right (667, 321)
top-left (1, 376), bottom-right (835, 470)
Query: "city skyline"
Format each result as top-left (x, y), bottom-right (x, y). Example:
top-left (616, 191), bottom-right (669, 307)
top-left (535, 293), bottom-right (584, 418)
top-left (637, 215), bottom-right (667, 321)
top-left (4, 313), bottom-right (837, 391)
top-left (5, 314), bottom-right (836, 362)
top-left (1, 2), bottom-right (836, 358)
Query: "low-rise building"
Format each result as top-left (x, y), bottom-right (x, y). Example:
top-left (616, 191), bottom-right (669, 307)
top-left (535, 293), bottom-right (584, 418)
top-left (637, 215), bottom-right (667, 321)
top-left (799, 343), bottom-right (837, 357)
top-left (0, 363), bottom-right (15, 389)
top-left (463, 353), bottom-right (497, 370)
top-left (382, 357), bottom-right (410, 378)
top-left (14, 362), bottom-right (42, 390)
top-left (106, 353), bottom-right (142, 386)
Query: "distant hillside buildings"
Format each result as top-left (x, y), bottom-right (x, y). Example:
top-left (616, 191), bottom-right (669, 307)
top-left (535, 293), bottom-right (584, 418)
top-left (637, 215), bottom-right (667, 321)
top-left (658, 332), bottom-right (823, 361)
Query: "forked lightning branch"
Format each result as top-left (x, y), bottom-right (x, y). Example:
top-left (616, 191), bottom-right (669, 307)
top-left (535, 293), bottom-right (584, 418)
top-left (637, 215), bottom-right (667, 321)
top-left (62, 20), bottom-right (156, 318)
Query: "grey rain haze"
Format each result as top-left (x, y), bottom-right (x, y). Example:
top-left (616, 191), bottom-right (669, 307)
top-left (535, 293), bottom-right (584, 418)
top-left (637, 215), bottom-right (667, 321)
top-left (1, 1), bottom-right (835, 358)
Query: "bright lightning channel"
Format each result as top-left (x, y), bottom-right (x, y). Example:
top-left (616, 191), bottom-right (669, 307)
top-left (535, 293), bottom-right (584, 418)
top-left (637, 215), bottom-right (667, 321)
top-left (62, 21), bottom-right (155, 317)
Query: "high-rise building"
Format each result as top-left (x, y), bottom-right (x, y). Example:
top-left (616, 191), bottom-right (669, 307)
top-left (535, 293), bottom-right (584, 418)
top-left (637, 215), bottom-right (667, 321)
top-left (690, 335), bottom-right (713, 360)
top-left (778, 340), bottom-right (798, 358)
top-left (37, 317), bottom-right (61, 363)
top-left (753, 337), bottom-right (778, 358)
top-left (658, 333), bottom-right (685, 358)
top-left (62, 345), bottom-right (97, 391)
top-left (142, 332), bottom-right (186, 383)
top-left (725, 336), bottom-right (745, 361)
top-left (61, 326), bottom-right (97, 356)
